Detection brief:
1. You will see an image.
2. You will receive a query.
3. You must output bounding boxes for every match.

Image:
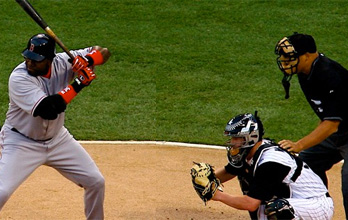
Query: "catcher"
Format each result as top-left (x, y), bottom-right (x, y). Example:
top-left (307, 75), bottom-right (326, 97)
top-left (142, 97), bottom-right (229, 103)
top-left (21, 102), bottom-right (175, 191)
top-left (191, 112), bottom-right (334, 219)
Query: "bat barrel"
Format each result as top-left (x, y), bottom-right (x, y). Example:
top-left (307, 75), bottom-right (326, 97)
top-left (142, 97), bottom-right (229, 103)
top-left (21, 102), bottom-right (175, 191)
top-left (16, 0), bottom-right (75, 60)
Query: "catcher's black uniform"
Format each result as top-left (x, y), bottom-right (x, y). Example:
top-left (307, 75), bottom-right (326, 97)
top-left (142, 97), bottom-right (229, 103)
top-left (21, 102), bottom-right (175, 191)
top-left (297, 53), bottom-right (348, 217)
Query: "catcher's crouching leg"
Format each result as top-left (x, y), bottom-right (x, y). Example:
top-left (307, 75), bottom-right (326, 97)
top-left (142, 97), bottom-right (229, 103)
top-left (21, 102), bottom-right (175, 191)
top-left (264, 198), bottom-right (295, 220)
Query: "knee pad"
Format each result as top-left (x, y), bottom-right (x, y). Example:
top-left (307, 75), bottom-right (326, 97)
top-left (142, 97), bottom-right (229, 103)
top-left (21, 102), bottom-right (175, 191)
top-left (264, 198), bottom-right (295, 220)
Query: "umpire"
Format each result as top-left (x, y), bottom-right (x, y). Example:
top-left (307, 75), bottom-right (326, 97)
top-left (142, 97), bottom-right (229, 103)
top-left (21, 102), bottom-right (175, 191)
top-left (275, 32), bottom-right (348, 218)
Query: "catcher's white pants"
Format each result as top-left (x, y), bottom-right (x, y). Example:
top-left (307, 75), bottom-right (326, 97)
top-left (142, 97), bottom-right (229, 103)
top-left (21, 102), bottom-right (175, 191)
top-left (0, 125), bottom-right (105, 220)
top-left (257, 196), bottom-right (334, 220)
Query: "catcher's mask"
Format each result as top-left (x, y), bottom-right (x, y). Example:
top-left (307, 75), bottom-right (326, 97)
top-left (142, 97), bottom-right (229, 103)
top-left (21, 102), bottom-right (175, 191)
top-left (275, 33), bottom-right (317, 99)
top-left (224, 112), bottom-right (264, 168)
top-left (275, 37), bottom-right (299, 76)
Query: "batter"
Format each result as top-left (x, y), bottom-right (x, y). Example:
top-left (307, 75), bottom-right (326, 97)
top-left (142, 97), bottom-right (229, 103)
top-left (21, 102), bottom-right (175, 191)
top-left (0, 33), bottom-right (110, 219)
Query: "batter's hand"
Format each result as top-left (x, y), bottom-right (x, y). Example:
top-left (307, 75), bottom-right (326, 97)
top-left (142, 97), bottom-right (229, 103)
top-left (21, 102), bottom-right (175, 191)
top-left (72, 55), bottom-right (89, 72)
top-left (278, 140), bottom-right (302, 153)
top-left (76, 67), bottom-right (96, 86)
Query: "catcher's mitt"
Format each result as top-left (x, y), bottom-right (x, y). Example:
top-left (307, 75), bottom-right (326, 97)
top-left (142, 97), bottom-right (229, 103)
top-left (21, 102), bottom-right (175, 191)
top-left (190, 162), bottom-right (222, 205)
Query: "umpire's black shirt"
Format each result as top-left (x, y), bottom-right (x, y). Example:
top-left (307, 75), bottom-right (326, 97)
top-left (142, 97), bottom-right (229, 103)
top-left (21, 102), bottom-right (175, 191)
top-left (298, 53), bottom-right (348, 135)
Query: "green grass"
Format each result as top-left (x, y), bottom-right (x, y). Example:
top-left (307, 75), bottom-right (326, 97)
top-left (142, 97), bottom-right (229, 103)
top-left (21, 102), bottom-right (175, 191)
top-left (1, 0), bottom-right (348, 145)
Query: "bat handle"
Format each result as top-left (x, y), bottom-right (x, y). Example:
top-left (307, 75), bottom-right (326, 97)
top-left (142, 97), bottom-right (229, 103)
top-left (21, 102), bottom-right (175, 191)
top-left (45, 27), bottom-right (75, 60)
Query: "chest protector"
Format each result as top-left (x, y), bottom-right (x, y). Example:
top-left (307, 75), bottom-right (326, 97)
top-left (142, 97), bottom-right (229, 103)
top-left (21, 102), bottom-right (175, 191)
top-left (237, 141), bottom-right (303, 197)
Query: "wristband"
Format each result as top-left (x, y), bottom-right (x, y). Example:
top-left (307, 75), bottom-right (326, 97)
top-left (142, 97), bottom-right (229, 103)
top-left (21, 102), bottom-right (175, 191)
top-left (85, 49), bottom-right (104, 66)
top-left (58, 85), bottom-right (78, 104)
top-left (71, 78), bottom-right (86, 93)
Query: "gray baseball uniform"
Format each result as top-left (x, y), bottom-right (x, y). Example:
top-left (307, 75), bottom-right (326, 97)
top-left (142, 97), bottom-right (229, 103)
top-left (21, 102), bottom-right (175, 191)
top-left (0, 48), bottom-right (104, 219)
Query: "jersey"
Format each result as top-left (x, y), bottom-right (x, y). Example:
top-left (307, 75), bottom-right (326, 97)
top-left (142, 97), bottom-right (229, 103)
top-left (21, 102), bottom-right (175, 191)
top-left (225, 139), bottom-right (333, 219)
top-left (251, 142), bottom-right (328, 199)
top-left (0, 47), bottom-right (105, 219)
top-left (298, 53), bottom-right (348, 135)
top-left (4, 47), bottom-right (92, 141)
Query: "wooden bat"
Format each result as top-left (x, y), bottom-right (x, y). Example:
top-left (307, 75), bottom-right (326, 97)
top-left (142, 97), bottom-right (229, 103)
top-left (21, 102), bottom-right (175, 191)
top-left (15, 0), bottom-right (75, 60)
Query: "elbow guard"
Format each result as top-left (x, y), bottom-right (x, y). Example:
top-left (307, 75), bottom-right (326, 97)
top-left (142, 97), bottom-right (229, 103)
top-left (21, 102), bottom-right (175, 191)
top-left (33, 94), bottom-right (67, 120)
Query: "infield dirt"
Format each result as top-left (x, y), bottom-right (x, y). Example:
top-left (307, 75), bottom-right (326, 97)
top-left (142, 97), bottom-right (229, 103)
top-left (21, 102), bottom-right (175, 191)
top-left (0, 144), bottom-right (344, 219)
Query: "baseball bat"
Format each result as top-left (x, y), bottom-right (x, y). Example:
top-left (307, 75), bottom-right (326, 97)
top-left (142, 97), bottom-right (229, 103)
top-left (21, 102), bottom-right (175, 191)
top-left (15, 0), bottom-right (75, 60)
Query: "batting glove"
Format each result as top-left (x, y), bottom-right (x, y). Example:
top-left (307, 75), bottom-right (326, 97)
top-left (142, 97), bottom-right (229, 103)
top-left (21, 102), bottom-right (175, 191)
top-left (71, 55), bottom-right (89, 72)
top-left (76, 66), bottom-right (96, 86)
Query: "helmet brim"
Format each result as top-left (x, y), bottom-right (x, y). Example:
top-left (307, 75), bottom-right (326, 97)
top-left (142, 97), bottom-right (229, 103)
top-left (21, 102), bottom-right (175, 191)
top-left (22, 49), bottom-right (46, 62)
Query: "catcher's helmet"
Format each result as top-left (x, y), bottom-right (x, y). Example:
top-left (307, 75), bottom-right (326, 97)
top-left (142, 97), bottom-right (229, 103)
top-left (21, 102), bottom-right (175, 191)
top-left (224, 112), bottom-right (264, 168)
top-left (22, 33), bottom-right (56, 62)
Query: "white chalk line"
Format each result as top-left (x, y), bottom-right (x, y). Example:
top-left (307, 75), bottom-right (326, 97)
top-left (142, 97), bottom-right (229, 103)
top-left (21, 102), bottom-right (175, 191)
top-left (79, 140), bottom-right (344, 163)
top-left (79, 140), bottom-right (225, 150)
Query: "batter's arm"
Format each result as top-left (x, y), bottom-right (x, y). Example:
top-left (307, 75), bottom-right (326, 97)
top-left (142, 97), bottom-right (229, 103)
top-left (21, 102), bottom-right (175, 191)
top-left (33, 66), bottom-right (96, 120)
top-left (89, 46), bottom-right (111, 64)
top-left (33, 94), bottom-right (66, 120)
top-left (71, 46), bottom-right (111, 72)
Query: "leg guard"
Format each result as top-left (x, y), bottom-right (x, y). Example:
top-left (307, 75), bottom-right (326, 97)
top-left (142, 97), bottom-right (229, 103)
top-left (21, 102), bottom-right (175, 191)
top-left (264, 198), bottom-right (295, 220)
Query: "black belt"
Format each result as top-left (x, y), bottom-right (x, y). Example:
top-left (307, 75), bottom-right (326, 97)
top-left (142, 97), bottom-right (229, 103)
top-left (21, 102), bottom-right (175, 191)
top-left (11, 127), bottom-right (52, 142)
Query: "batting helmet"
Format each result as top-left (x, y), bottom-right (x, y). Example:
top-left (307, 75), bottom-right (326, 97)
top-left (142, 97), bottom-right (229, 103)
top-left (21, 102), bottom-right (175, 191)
top-left (224, 111), bottom-right (264, 168)
top-left (22, 33), bottom-right (56, 62)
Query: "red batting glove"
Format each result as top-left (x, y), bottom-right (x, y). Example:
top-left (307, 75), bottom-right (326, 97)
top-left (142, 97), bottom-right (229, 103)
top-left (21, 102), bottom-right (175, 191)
top-left (72, 55), bottom-right (89, 72)
top-left (76, 67), bottom-right (96, 86)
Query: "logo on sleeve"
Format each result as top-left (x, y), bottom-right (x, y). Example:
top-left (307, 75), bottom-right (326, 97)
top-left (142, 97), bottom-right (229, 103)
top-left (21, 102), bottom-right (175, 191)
top-left (311, 99), bottom-right (323, 113)
top-left (310, 99), bottom-right (321, 105)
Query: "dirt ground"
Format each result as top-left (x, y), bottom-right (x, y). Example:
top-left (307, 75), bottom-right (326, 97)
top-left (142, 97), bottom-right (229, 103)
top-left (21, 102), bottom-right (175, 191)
top-left (0, 143), bottom-right (344, 219)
